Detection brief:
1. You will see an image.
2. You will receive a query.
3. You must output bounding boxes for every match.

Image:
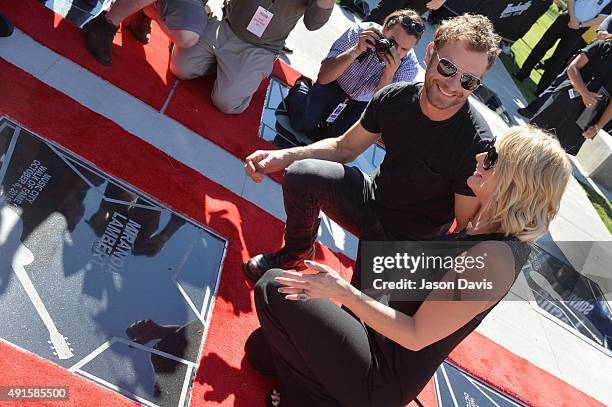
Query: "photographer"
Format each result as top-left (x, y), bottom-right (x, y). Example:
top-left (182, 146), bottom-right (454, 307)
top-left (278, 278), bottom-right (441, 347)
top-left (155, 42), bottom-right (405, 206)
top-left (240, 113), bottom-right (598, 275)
top-left (284, 9), bottom-right (422, 142)
top-left (243, 14), bottom-right (498, 284)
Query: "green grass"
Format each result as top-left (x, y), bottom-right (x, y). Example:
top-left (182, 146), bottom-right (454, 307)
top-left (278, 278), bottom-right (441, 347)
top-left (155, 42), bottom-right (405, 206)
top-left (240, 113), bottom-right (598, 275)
top-left (500, 4), bottom-right (565, 103)
top-left (576, 179), bottom-right (612, 234)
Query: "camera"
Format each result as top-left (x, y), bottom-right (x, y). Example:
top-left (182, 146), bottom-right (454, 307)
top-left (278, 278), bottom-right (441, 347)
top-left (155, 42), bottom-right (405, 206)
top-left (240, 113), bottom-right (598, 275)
top-left (357, 35), bottom-right (396, 62)
top-left (373, 37), bottom-right (396, 55)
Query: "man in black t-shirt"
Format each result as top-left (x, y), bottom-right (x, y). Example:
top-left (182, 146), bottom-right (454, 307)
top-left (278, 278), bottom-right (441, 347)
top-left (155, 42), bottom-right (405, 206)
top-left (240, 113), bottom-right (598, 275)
top-left (242, 14), bottom-right (500, 282)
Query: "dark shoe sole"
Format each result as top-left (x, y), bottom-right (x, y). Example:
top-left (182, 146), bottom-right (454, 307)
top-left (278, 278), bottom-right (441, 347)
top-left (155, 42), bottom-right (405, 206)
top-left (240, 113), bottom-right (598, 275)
top-left (243, 252), bottom-right (313, 283)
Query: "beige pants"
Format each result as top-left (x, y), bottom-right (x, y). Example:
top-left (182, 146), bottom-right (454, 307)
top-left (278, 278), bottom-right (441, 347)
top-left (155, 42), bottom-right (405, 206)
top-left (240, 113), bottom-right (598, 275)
top-left (170, 18), bottom-right (277, 114)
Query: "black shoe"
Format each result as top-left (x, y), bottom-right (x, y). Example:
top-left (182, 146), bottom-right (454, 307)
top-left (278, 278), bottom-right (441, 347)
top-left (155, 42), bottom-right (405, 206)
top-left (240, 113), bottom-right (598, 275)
top-left (281, 45), bottom-right (293, 54)
top-left (243, 247), bottom-right (315, 282)
top-left (512, 71), bottom-right (528, 81)
top-left (83, 11), bottom-right (118, 66)
top-left (0, 13), bottom-right (14, 38)
top-left (128, 9), bottom-right (152, 44)
top-left (516, 107), bottom-right (534, 119)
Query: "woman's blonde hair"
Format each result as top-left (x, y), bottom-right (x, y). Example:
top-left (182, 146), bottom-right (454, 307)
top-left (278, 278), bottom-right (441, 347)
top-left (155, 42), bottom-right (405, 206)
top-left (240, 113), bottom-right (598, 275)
top-left (481, 125), bottom-right (571, 241)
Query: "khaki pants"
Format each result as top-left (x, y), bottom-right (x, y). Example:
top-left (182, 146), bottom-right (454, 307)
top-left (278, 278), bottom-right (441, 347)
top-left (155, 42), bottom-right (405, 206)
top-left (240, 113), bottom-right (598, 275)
top-left (170, 18), bottom-right (277, 114)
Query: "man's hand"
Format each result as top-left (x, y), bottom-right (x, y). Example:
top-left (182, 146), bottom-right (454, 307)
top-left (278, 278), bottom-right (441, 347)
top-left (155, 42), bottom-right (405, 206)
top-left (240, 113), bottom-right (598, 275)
top-left (355, 28), bottom-right (381, 54)
top-left (426, 0), bottom-right (446, 10)
top-left (568, 17), bottom-right (580, 29)
top-left (582, 125), bottom-right (599, 139)
top-left (380, 47), bottom-right (401, 76)
top-left (580, 90), bottom-right (600, 108)
top-left (244, 150), bottom-right (291, 183)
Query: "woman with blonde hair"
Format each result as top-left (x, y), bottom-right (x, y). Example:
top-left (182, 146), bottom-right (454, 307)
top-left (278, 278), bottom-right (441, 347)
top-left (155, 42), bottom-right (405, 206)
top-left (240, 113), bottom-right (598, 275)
top-left (246, 125), bottom-right (571, 407)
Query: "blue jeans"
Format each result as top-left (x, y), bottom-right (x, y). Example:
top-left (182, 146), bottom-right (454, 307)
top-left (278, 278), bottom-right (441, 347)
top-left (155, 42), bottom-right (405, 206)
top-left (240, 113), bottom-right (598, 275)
top-left (285, 80), bottom-right (368, 142)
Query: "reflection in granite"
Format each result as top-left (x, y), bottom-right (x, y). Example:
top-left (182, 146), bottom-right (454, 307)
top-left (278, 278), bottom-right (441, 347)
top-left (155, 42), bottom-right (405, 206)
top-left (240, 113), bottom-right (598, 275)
top-left (0, 117), bottom-right (226, 406)
top-left (524, 243), bottom-right (612, 355)
top-left (434, 361), bottom-right (525, 406)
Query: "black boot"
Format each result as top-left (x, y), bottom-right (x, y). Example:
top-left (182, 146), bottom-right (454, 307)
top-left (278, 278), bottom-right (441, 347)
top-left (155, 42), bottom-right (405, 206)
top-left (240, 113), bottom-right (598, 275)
top-left (243, 217), bottom-right (321, 282)
top-left (82, 11), bottom-right (118, 66)
top-left (128, 9), bottom-right (152, 44)
top-left (0, 13), bottom-right (13, 38)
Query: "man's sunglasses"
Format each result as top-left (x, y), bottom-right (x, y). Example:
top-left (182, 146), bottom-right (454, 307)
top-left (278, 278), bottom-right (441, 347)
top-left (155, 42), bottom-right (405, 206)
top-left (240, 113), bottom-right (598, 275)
top-left (433, 52), bottom-right (481, 91)
top-left (400, 17), bottom-right (424, 39)
top-left (483, 140), bottom-right (498, 170)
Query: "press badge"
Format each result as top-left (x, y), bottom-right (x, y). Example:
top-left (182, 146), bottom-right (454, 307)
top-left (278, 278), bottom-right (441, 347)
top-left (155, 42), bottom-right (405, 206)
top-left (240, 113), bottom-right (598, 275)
top-left (326, 102), bottom-right (347, 123)
top-left (246, 6), bottom-right (273, 38)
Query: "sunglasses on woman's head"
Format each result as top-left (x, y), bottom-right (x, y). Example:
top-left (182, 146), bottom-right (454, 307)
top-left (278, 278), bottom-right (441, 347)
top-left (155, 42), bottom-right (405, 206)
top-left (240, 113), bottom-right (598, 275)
top-left (483, 141), bottom-right (498, 170)
top-left (432, 52), bottom-right (481, 91)
top-left (400, 17), bottom-right (424, 39)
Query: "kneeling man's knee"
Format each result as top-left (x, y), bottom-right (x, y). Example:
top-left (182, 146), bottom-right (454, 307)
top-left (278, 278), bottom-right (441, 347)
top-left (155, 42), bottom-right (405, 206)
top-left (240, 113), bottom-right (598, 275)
top-left (284, 159), bottom-right (322, 187)
top-left (212, 93), bottom-right (249, 115)
top-left (172, 31), bottom-right (199, 49)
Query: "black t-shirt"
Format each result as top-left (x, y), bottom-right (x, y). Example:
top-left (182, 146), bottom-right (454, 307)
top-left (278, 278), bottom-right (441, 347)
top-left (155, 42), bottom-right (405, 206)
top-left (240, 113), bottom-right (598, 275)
top-left (581, 39), bottom-right (612, 95)
top-left (360, 82), bottom-right (493, 239)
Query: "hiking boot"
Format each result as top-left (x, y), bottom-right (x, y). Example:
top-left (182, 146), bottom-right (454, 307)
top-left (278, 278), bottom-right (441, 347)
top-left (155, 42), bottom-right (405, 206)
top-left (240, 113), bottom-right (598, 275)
top-left (83, 11), bottom-right (118, 66)
top-left (128, 9), bottom-right (152, 44)
top-left (244, 247), bottom-right (315, 282)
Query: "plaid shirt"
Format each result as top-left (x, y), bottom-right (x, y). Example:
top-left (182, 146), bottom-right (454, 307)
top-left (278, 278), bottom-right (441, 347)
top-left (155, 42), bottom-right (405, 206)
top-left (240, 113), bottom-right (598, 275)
top-left (325, 22), bottom-right (421, 102)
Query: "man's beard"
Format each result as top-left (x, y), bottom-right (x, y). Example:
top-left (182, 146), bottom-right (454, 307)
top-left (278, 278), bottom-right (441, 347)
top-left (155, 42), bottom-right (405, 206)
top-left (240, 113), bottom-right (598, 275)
top-left (423, 68), bottom-right (469, 111)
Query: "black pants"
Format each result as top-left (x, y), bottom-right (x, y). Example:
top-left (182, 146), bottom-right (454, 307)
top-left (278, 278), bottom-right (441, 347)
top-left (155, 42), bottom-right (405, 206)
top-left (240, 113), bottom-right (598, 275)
top-left (255, 270), bottom-right (402, 407)
top-left (524, 70), bottom-right (569, 116)
top-left (517, 12), bottom-right (587, 94)
top-left (364, 0), bottom-right (429, 24)
top-left (285, 80), bottom-right (368, 142)
top-left (281, 159), bottom-right (387, 287)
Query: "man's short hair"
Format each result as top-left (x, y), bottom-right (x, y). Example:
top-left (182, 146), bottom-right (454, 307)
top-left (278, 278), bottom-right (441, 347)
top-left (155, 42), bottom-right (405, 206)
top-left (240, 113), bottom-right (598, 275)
top-left (433, 14), bottom-right (501, 70)
top-left (383, 9), bottom-right (424, 42)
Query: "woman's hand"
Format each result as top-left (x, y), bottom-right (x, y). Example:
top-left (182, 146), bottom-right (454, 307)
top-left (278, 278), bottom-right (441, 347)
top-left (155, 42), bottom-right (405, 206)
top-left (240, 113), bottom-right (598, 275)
top-left (580, 90), bottom-right (600, 108)
top-left (426, 0), bottom-right (446, 10)
top-left (275, 260), bottom-right (353, 301)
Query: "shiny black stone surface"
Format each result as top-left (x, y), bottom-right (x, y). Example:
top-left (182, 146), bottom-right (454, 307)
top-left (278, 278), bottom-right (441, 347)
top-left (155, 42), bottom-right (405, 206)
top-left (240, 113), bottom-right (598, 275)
top-left (434, 361), bottom-right (525, 407)
top-left (0, 117), bottom-right (226, 406)
top-left (525, 244), bottom-right (612, 355)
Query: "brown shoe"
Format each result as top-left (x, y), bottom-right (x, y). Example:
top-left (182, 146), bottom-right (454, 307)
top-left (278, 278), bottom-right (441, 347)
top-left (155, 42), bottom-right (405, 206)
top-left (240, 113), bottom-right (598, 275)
top-left (243, 247), bottom-right (315, 283)
top-left (128, 9), bottom-right (152, 44)
top-left (83, 11), bottom-right (118, 66)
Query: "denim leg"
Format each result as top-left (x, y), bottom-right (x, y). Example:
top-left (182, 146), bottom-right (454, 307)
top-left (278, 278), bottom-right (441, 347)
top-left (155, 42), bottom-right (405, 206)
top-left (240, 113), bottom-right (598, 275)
top-left (286, 81), bottom-right (348, 133)
top-left (281, 159), bottom-right (384, 253)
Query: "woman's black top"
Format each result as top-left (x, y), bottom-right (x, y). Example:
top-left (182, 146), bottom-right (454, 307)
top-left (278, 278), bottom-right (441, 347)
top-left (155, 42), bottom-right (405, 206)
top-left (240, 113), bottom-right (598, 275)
top-left (364, 231), bottom-right (532, 406)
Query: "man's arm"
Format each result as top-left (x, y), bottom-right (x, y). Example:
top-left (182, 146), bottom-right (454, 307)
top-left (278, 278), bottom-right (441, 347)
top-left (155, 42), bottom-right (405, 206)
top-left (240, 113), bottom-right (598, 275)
top-left (245, 123), bottom-right (381, 182)
top-left (567, 0), bottom-right (578, 25)
top-left (579, 14), bottom-right (606, 28)
top-left (318, 28), bottom-right (380, 84)
top-left (454, 193), bottom-right (480, 231)
top-left (303, 0), bottom-right (335, 31)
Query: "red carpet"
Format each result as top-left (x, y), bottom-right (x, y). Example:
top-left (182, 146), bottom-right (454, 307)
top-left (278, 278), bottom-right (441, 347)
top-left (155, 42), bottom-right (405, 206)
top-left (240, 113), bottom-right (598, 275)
top-left (0, 4), bottom-right (606, 407)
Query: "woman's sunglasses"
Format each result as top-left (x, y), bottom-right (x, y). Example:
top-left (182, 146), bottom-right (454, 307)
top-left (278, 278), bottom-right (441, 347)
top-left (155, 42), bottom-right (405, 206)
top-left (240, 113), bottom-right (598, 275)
top-left (400, 17), bottom-right (424, 39)
top-left (483, 141), bottom-right (498, 170)
top-left (433, 52), bottom-right (481, 91)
